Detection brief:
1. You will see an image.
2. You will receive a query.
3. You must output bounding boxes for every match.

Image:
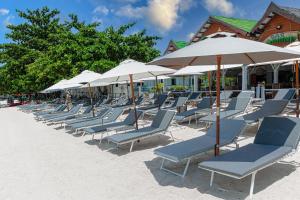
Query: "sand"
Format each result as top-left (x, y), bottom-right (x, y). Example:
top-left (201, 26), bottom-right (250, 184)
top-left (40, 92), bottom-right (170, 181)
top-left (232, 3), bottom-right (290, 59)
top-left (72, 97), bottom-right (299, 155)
top-left (0, 107), bottom-right (299, 200)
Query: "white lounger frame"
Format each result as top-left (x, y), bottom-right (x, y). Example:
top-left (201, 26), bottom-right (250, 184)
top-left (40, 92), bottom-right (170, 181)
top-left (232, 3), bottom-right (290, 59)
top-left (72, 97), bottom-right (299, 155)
top-left (159, 138), bottom-right (240, 178)
top-left (199, 155), bottom-right (289, 199)
top-left (108, 127), bottom-right (175, 152)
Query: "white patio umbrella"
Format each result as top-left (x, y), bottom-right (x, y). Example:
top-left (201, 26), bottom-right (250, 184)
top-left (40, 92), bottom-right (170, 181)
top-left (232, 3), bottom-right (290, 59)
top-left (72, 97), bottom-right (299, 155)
top-left (41, 79), bottom-right (69, 93)
top-left (62, 70), bottom-right (102, 116)
top-left (91, 59), bottom-right (176, 129)
top-left (139, 75), bottom-right (171, 81)
top-left (149, 34), bottom-right (300, 156)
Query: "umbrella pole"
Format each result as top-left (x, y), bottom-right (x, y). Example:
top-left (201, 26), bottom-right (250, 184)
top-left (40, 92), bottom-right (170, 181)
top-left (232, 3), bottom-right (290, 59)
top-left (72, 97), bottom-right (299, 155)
top-left (88, 83), bottom-right (95, 117)
top-left (129, 74), bottom-right (139, 130)
top-left (126, 81), bottom-right (129, 98)
top-left (296, 60), bottom-right (299, 118)
top-left (215, 56), bottom-right (222, 156)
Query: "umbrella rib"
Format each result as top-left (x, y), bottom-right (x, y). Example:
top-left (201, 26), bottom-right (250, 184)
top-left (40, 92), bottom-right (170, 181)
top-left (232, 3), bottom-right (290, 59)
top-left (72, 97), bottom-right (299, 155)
top-left (244, 53), bottom-right (256, 64)
top-left (188, 56), bottom-right (198, 66)
top-left (149, 72), bottom-right (156, 77)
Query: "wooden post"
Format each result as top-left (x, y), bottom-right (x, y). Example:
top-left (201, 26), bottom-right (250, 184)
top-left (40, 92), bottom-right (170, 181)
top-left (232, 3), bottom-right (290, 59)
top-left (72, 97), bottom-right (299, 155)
top-left (129, 74), bottom-right (139, 130)
top-left (215, 56), bottom-right (222, 156)
top-left (296, 60), bottom-right (299, 118)
top-left (87, 83), bottom-right (95, 117)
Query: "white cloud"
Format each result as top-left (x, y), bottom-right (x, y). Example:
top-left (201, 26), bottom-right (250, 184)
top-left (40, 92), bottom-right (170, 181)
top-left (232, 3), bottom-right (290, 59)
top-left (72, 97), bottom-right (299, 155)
top-left (0, 8), bottom-right (9, 16)
top-left (113, 0), bottom-right (196, 32)
top-left (179, 0), bottom-right (197, 12)
top-left (146, 0), bottom-right (180, 32)
top-left (93, 6), bottom-right (109, 15)
top-left (203, 0), bottom-right (235, 16)
top-left (92, 16), bottom-right (103, 23)
top-left (115, 4), bottom-right (145, 19)
top-left (187, 32), bottom-right (195, 40)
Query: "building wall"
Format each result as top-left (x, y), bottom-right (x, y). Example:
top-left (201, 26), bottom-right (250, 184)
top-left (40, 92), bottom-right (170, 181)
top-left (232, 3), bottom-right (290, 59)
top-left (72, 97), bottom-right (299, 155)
top-left (258, 14), bottom-right (300, 46)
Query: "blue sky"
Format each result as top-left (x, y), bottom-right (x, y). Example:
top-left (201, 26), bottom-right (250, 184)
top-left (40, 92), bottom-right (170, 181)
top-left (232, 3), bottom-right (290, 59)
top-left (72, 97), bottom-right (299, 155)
top-left (0, 0), bottom-right (299, 54)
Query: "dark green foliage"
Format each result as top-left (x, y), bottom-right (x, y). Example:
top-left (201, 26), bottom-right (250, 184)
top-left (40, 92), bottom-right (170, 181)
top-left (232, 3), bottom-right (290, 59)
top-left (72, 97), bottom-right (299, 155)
top-left (0, 7), bottom-right (161, 94)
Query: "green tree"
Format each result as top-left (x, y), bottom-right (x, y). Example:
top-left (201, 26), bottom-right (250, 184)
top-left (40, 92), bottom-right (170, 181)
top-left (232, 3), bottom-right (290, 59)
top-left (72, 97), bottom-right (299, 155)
top-left (0, 7), bottom-right (161, 94)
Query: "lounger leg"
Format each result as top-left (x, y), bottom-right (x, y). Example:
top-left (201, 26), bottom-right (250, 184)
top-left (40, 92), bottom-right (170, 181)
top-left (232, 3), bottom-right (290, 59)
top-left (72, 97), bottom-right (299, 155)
top-left (249, 172), bottom-right (257, 200)
top-left (160, 159), bottom-right (165, 170)
top-left (210, 171), bottom-right (214, 187)
top-left (81, 131), bottom-right (86, 137)
top-left (99, 133), bottom-right (103, 144)
top-left (182, 158), bottom-right (191, 177)
top-left (129, 141), bottom-right (135, 152)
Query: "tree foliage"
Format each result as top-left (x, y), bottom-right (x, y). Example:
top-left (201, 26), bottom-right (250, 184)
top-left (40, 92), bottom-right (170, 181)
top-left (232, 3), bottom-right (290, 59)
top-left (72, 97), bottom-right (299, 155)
top-left (0, 7), bottom-right (161, 94)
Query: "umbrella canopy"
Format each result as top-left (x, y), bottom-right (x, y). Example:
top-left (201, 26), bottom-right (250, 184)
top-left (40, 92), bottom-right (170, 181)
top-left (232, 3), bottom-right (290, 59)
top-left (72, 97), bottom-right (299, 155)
top-left (139, 75), bottom-right (171, 81)
top-left (91, 59), bottom-right (175, 84)
top-left (149, 33), bottom-right (300, 156)
top-left (41, 79), bottom-right (73, 93)
top-left (149, 36), bottom-right (300, 67)
top-left (173, 64), bottom-right (240, 76)
top-left (60, 70), bottom-right (102, 89)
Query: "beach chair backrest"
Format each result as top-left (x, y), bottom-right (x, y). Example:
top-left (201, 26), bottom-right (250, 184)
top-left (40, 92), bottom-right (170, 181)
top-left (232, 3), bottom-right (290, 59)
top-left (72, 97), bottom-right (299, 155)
top-left (254, 116), bottom-right (300, 149)
top-left (69, 104), bottom-right (82, 113)
top-left (82, 105), bottom-right (93, 114)
top-left (197, 97), bottom-right (216, 109)
top-left (106, 108), bottom-right (124, 121)
top-left (206, 119), bottom-right (246, 140)
top-left (175, 97), bottom-right (188, 107)
top-left (151, 110), bottom-right (175, 130)
top-left (55, 104), bottom-right (65, 112)
top-left (188, 92), bottom-right (201, 100)
top-left (135, 96), bottom-right (144, 105)
top-left (220, 91), bottom-right (233, 100)
top-left (260, 100), bottom-right (288, 114)
top-left (154, 94), bottom-right (168, 106)
top-left (123, 109), bottom-right (143, 125)
top-left (274, 89), bottom-right (295, 100)
top-left (237, 91), bottom-right (254, 98)
top-left (226, 97), bottom-right (250, 111)
top-left (96, 107), bottom-right (110, 117)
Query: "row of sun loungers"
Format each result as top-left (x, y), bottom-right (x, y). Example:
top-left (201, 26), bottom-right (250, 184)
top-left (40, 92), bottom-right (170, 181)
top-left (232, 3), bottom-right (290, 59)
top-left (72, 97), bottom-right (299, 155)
top-left (19, 89), bottom-right (300, 199)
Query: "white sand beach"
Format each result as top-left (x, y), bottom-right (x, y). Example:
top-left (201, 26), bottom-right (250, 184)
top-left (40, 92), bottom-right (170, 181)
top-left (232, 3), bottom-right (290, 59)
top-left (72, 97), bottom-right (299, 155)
top-left (0, 107), bottom-right (300, 200)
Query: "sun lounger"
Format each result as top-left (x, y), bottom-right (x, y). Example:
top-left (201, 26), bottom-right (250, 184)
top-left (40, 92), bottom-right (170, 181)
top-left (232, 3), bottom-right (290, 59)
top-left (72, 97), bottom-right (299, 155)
top-left (274, 88), bottom-right (295, 100)
top-left (64, 107), bottom-right (110, 126)
top-left (220, 90), bottom-right (233, 102)
top-left (240, 100), bottom-right (288, 123)
top-left (146, 97), bottom-right (188, 115)
top-left (199, 116), bottom-right (300, 199)
top-left (47, 105), bottom-right (93, 123)
top-left (106, 110), bottom-right (176, 152)
top-left (188, 92), bottom-right (202, 101)
top-left (154, 119), bottom-right (246, 177)
top-left (237, 91), bottom-right (254, 98)
top-left (68, 108), bottom-right (124, 132)
top-left (82, 109), bottom-right (143, 139)
top-left (138, 94), bottom-right (168, 111)
top-left (174, 97), bottom-right (216, 123)
top-left (38, 104), bottom-right (82, 121)
top-left (199, 97), bottom-right (250, 123)
top-left (33, 104), bottom-right (66, 116)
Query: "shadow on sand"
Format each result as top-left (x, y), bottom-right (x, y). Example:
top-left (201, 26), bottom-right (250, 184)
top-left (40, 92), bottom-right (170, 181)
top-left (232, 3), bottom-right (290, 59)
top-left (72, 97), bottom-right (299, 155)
top-left (84, 134), bottom-right (173, 156)
top-left (144, 155), bottom-right (299, 200)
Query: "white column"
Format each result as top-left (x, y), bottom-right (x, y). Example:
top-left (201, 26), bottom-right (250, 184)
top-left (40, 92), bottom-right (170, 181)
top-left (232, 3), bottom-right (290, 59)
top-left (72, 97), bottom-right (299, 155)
top-left (242, 64), bottom-right (248, 91)
top-left (163, 79), bottom-right (167, 92)
top-left (222, 69), bottom-right (227, 90)
top-left (271, 64), bottom-right (281, 84)
top-left (193, 75), bottom-right (198, 91)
